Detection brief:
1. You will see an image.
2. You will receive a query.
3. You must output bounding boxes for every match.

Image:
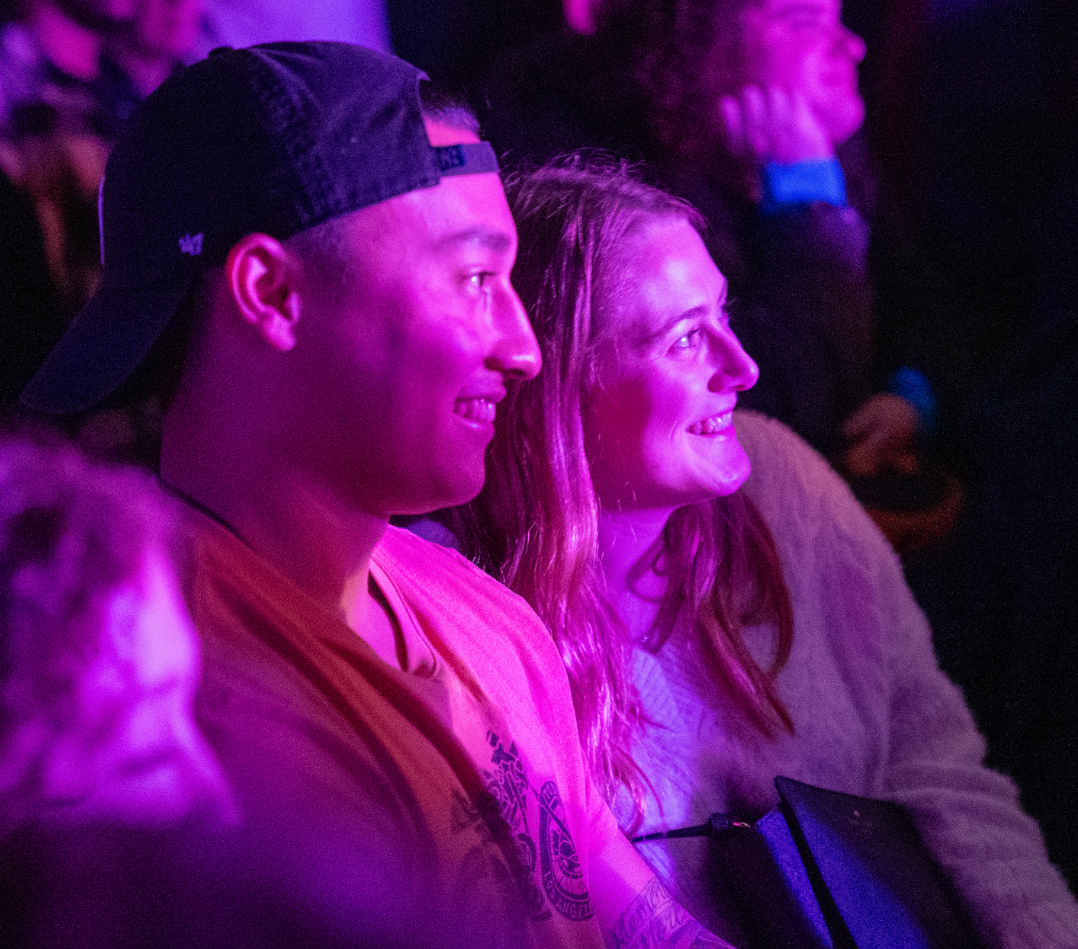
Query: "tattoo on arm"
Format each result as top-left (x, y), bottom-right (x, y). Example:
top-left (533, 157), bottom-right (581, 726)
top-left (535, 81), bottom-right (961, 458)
top-left (606, 879), bottom-right (734, 949)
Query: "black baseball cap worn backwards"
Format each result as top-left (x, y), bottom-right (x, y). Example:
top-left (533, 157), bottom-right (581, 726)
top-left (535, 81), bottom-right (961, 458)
top-left (21, 41), bottom-right (500, 415)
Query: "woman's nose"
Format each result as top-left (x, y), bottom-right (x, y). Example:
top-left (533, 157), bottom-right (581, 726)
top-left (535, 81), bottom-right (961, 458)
top-left (710, 329), bottom-right (760, 393)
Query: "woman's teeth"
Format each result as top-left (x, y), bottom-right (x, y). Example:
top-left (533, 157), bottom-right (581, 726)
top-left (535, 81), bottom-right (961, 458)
top-left (688, 412), bottom-right (733, 435)
top-left (455, 398), bottom-right (497, 423)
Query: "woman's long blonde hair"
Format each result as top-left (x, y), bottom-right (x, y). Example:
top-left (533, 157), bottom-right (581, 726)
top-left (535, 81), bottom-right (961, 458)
top-left (454, 158), bottom-right (794, 830)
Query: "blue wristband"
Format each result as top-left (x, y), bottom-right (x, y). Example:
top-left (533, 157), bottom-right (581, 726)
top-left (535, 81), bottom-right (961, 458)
top-left (888, 367), bottom-right (938, 437)
top-left (761, 158), bottom-right (847, 214)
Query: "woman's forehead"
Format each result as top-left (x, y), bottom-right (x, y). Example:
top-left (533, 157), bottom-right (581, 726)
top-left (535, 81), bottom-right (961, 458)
top-left (597, 218), bottom-right (723, 334)
top-left (755, 0), bottom-right (841, 22)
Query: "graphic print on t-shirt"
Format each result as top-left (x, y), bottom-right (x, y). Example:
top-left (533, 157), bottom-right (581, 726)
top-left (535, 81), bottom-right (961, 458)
top-left (447, 786), bottom-right (532, 948)
top-left (482, 730), bottom-right (593, 923)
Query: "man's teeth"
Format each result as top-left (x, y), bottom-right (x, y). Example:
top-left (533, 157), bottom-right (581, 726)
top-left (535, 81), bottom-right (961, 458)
top-left (456, 398), bottom-right (496, 423)
top-left (688, 412), bottom-right (732, 435)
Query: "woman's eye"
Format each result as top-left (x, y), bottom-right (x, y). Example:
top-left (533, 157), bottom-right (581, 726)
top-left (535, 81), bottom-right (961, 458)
top-left (467, 272), bottom-right (492, 291)
top-left (671, 328), bottom-right (702, 351)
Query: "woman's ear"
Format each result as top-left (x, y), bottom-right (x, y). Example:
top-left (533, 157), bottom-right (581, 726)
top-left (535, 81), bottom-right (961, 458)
top-left (224, 233), bottom-right (303, 351)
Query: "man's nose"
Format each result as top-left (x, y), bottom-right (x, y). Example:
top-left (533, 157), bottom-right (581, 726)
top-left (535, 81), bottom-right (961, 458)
top-left (488, 286), bottom-right (542, 381)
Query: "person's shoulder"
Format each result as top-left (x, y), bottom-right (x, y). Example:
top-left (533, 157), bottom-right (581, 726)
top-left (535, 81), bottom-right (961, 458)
top-left (375, 524), bottom-right (536, 617)
top-left (735, 409), bottom-right (841, 499)
top-left (377, 522), bottom-right (492, 581)
top-left (171, 499), bottom-right (262, 590)
top-left (377, 525), bottom-right (545, 619)
top-left (376, 525), bottom-right (565, 668)
top-left (171, 498), bottom-right (329, 667)
top-left (734, 409), bottom-right (885, 549)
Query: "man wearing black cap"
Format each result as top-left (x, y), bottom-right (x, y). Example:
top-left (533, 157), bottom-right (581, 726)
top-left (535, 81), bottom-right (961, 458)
top-left (22, 42), bottom-right (731, 949)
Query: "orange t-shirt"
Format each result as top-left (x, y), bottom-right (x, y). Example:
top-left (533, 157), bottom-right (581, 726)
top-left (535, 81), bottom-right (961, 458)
top-left (182, 509), bottom-right (633, 947)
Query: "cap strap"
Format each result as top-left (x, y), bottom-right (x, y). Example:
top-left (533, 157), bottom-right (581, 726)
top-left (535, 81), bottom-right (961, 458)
top-left (435, 141), bottom-right (499, 177)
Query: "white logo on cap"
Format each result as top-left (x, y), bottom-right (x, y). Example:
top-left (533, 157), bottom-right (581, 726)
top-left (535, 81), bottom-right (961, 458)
top-left (179, 233), bottom-right (204, 256)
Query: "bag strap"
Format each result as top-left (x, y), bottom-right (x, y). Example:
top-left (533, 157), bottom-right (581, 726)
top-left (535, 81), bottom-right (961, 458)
top-left (631, 814), bottom-right (752, 843)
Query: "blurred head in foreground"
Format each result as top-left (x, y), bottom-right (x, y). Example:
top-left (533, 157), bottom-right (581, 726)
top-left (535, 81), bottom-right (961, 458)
top-left (0, 436), bottom-right (232, 834)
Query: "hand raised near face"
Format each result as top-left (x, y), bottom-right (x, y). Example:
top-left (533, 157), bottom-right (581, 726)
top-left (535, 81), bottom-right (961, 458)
top-left (719, 85), bottom-right (833, 167)
top-left (842, 393), bottom-right (920, 479)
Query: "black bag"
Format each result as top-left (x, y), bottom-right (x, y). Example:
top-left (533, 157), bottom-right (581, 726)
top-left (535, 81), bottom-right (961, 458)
top-left (636, 777), bottom-right (983, 949)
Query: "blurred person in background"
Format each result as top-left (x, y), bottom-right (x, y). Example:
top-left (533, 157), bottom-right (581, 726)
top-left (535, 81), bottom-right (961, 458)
top-left (0, 0), bottom-right (141, 313)
top-left (615, 0), bottom-right (925, 478)
top-left (0, 435), bottom-right (480, 948)
top-left (0, 0), bottom-right (141, 142)
top-left (107, 0), bottom-right (203, 96)
top-left (192, 0), bottom-right (390, 59)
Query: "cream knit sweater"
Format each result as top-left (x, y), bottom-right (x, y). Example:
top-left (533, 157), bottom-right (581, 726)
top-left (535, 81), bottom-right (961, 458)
top-left (619, 411), bottom-right (1078, 949)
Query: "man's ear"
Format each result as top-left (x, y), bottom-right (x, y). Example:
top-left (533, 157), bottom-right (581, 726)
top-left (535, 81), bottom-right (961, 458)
top-left (225, 233), bottom-right (304, 351)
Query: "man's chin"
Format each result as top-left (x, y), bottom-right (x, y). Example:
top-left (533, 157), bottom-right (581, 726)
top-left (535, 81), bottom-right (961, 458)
top-left (390, 473), bottom-right (486, 520)
top-left (437, 484), bottom-right (486, 514)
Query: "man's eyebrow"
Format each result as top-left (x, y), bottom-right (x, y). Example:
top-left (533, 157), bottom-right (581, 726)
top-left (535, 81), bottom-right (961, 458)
top-left (435, 229), bottom-right (514, 253)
